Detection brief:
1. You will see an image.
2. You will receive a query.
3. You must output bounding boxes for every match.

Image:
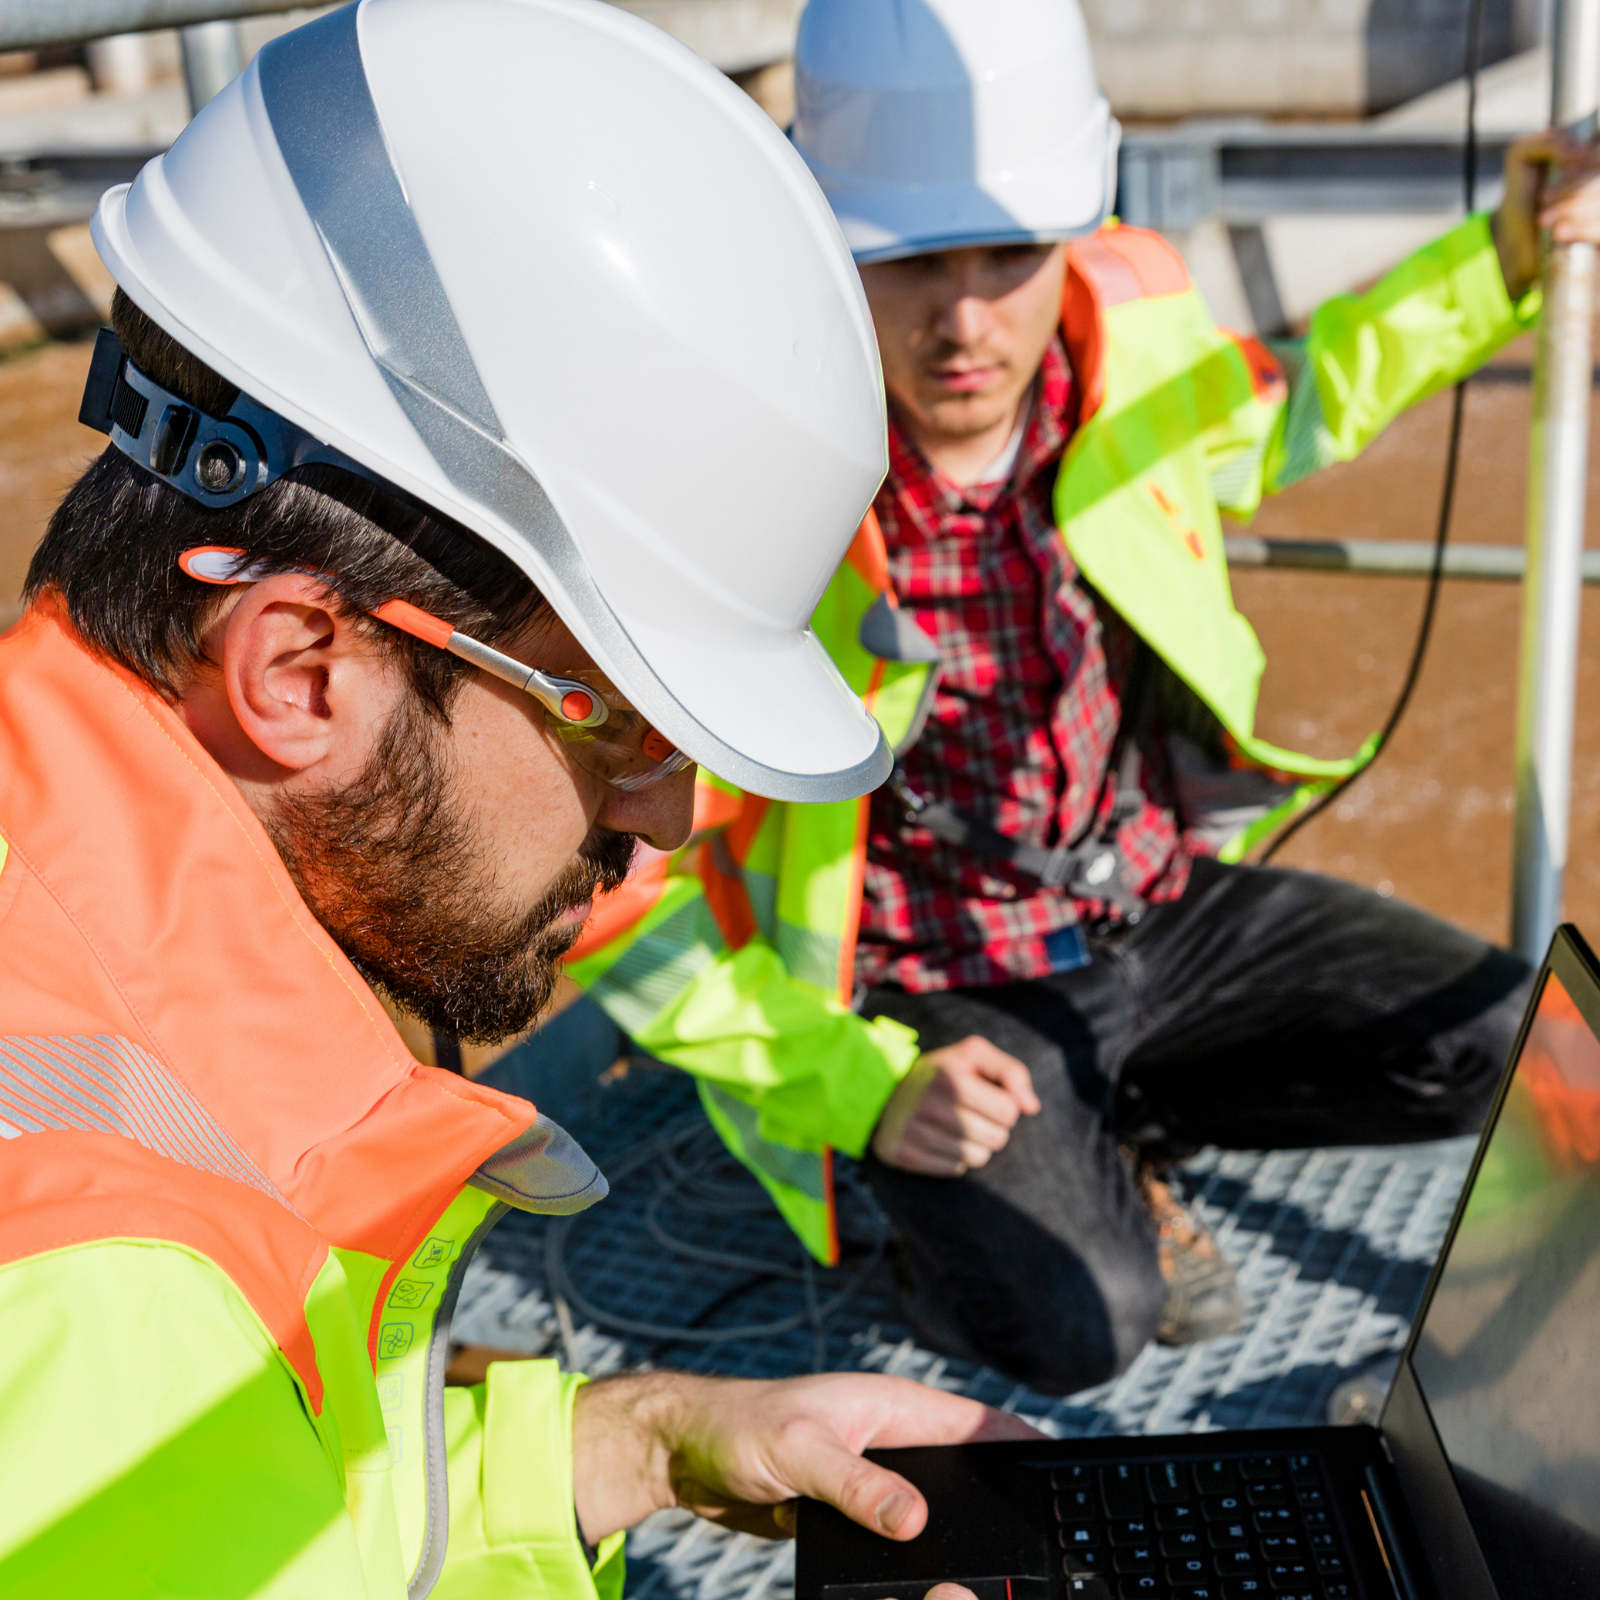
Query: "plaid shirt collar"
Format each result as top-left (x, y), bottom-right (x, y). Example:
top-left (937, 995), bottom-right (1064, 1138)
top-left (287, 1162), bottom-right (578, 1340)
top-left (884, 333), bottom-right (1075, 513)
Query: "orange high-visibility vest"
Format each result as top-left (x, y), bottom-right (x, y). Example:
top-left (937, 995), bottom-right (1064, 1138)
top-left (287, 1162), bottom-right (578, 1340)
top-left (0, 599), bottom-right (619, 1599)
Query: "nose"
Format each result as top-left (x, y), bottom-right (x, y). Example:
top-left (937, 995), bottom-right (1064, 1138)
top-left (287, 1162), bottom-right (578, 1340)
top-left (938, 290), bottom-right (995, 350)
top-left (595, 762), bottom-right (697, 851)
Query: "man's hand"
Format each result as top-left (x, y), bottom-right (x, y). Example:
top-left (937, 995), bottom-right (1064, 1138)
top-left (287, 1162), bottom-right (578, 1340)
top-left (572, 1371), bottom-right (1042, 1545)
top-left (1495, 128), bottom-right (1600, 299)
top-left (871, 1036), bottom-right (1040, 1176)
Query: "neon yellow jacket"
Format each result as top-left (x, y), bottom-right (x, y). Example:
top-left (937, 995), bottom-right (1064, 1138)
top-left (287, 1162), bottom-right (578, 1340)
top-left (568, 213), bottom-right (1537, 1264)
top-left (0, 602), bottom-right (624, 1600)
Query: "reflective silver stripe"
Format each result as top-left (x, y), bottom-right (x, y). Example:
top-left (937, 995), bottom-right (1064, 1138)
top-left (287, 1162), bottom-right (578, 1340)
top-left (468, 1114), bottom-right (608, 1216)
top-left (702, 1081), bottom-right (828, 1203)
top-left (253, 3), bottom-right (891, 806)
top-left (0, 1033), bottom-right (293, 1212)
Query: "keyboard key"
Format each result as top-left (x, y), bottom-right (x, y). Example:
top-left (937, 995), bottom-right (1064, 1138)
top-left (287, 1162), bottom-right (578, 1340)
top-left (1102, 1465), bottom-right (1146, 1519)
top-left (1253, 1510), bottom-right (1295, 1532)
top-left (1296, 1487), bottom-right (1328, 1511)
top-left (1064, 1579), bottom-right (1113, 1600)
top-left (1286, 1454), bottom-right (1321, 1487)
top-left (1300, 1509), bottom-right (1330, 1530)
top-left (1171, 1586), bottom-right (1220, 1599)
top-left (1317, 1555), bottom-right (1347, 1576)
top-left (1162, 1532), bottom-right (1204, 1556)
top-left (1195, 1459), bottom-right (1238, 1496)
top-left (1267, 1562), bottom-right (1313, 1589)
top-left (1109, 1520), bottom-right (1154, 1546)
top-left (1156, 1503), bottom-right (1201, 1530)
top-left (1113, 1546), bottom-right (1156, 1573)
top-left (1246, 1484), bottom-right (1288, 1508)
top-left (1242, 1457), bottom-right (1280, 1482)
top-left (1209, 1521), bottom-right (1249, 1549)
top-left (1222, 1581), bottom-right (1265, 1598)
top-left (1307, 1531), bottom-right (1337, 1551)
top-left (1167, 1557), bottom-right (1210, 1583)
top-left (1117, 1578), bottom-right (1160, 1599)
top-left (1058, 1487), bottom-right (1099, 1521)
top-left (1062, 1524), bottom-right (1100, 1550)
top-left (1203, 1495), bottom-right (1246, 1521)
top-left (1054, 1466), bottom-right (1095, 1491)
top-left (1323, 1584), bottom-right (1355, 1599)
top-left (1258, 1536), bottom-right (1304, 1558)
top-left (1064, 1550), bottom-right (1108, 1575)
top-left (1214, 1551), bottom-right (1257, 1576)
top-left (1148, 1462), bottom-right (1190, 1503)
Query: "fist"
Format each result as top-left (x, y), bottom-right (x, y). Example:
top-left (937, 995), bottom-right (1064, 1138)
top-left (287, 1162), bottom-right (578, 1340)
top-left (871, 1035), bottom-right (1040, 1176)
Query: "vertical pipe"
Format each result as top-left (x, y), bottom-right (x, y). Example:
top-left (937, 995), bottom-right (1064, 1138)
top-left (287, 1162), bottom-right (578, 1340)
top-left (1511, 0), bottom-right (1600, 960)
top-left (179, 19), bottom-right (243, 115)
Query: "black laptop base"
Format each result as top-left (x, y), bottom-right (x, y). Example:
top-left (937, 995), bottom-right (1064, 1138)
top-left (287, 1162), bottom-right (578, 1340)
top-left (796, 1427), bottom-right (1429, 1600)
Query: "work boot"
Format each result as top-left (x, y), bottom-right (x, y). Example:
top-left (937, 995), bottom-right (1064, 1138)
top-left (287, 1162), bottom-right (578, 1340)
top-left (1134, 1160), bottom-right (1246, 1347)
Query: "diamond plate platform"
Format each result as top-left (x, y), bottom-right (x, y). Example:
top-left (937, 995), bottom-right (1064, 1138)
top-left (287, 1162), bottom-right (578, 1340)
top-left (452, 1058), bottom-right (1475, 1600)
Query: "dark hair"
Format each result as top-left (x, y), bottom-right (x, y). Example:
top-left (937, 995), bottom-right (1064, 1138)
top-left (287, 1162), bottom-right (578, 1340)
top-left (25, 289), bottom-right (546, 715)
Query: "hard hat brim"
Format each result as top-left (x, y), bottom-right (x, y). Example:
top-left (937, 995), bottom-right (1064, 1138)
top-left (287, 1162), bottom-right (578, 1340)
top-left (808, 105), bottom-right (1121, 265)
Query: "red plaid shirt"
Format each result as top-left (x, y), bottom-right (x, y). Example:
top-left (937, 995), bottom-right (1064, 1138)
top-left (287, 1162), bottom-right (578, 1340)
top-left (855, 336), bottom-right (1196, 993)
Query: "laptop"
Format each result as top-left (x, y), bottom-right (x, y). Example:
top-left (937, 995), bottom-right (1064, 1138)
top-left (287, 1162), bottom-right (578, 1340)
top-left (797, 923), bottom-right (1600, 1600)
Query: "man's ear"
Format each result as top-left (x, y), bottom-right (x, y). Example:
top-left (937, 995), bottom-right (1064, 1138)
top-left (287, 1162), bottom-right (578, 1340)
top-left (217, 574), bottom-right (401, 780)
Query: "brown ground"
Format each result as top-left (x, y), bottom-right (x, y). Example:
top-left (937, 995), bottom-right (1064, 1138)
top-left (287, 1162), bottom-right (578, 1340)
top-left (5, 330), bottom-right (1600, 949)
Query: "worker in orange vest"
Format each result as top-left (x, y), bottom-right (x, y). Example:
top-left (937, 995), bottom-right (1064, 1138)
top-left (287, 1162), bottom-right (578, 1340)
top-left (0, 5), bottom-right (1035, 1597)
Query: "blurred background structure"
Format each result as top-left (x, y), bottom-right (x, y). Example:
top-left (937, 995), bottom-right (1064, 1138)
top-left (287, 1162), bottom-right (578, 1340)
top-left (0, 0), bottom-right (1595, 946)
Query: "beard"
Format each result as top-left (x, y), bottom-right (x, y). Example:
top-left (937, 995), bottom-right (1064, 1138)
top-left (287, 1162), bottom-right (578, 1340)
top-left (264, 695), bottom-right (636, 1045)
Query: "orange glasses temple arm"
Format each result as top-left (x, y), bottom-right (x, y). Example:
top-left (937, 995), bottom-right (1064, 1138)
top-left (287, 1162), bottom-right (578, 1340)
top-left (370, 599), bottom-right (607, 729)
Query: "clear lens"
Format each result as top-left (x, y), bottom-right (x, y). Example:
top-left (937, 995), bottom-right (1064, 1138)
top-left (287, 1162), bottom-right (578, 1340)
top-left (540, 669), bottom-right (695, 790)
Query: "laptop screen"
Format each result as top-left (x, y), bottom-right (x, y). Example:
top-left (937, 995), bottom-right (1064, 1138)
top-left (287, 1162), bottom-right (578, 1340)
top-left (1410, 969), bottom-right (1600, 1595)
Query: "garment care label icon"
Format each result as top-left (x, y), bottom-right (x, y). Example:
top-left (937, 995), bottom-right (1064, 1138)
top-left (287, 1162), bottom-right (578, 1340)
top-left (387, 1278), bottom-right (433, 1310)
top-left (378, 1323), bottom-right (414, 1360)
top-left (413, 1237), bottom-right (453, 1269)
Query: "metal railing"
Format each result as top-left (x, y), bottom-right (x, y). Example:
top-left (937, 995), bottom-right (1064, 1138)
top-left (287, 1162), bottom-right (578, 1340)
top-left (1224, 536), bottom-right (1600, 583)
top-left (0, 1), bottom-right (296, 52)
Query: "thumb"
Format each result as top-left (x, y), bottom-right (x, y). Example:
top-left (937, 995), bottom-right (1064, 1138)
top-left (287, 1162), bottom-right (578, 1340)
top-left (790, 1431), bottom-right (929, 1541)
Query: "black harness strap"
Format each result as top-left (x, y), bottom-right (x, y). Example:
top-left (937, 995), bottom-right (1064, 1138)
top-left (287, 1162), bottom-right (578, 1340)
top-left (887, 642), bottom-right (1155, 921)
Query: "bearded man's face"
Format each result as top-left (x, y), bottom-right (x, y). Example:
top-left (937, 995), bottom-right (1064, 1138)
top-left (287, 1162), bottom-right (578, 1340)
top-left (266, 692), bottom-right (635, 1043)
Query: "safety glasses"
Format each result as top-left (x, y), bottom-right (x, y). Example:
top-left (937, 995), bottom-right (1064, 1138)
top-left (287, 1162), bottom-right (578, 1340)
top-left (179, 546), bottom-right (695, 792)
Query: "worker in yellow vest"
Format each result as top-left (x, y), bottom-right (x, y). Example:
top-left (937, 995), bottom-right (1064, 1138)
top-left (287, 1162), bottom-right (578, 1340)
top-left (567, 0), bottom-right (1600, 1394)
top-left (0, 4), bottom-right (1039, 1596)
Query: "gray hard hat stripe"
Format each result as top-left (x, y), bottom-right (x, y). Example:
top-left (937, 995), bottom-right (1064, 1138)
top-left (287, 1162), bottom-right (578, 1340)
top-left (256, 3), bottom-right (498, 438)
top-left (253, 1), bottom-right (891, 804)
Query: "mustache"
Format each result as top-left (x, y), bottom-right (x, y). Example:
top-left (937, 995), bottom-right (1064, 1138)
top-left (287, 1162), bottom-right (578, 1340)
top-left (524, 829), bottom-right (637, 942)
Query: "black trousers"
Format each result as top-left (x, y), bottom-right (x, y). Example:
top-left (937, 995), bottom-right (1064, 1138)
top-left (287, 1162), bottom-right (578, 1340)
top-left (858, 858), bottom-right (1533, 1397)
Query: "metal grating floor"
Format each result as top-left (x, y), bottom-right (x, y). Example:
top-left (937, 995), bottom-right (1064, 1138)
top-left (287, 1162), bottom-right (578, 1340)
top-left (453, 1058), bottom-right (1475, 1600)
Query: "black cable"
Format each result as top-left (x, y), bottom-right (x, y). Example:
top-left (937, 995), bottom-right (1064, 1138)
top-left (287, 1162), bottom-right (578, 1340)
top-left (541, 1113), bottom-right (888, 1355)
top-left (1261, 0), bottom-right (1487, 866)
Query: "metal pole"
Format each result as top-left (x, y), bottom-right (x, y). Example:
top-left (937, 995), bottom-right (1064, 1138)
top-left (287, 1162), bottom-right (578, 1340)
top-left (179, 18), bottom-right (243, 114)
top-left (1511, 0), bottom-right (1600, 961)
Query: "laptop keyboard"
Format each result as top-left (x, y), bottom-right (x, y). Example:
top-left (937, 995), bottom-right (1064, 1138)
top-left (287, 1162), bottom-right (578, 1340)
top-left (1052, 1451), bottom-right (1359, 1600)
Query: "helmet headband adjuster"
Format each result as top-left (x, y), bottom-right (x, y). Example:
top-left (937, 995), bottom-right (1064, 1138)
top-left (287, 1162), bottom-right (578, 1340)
top-left (78, 326), bottom-right (382, 509)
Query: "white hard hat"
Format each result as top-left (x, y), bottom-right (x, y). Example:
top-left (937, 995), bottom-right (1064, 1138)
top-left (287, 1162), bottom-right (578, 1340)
top-left (91, 0), bottom-right (891, 803)
top-left (792, 0), bottom-right (1120, 264)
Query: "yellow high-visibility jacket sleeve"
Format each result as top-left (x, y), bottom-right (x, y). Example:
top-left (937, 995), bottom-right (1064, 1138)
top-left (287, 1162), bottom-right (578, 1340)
top-left (438, 1361), bottom-right (624, 1600)
top-left (571, 884), bottom-right (922, 1163)
top-left (1210, 211), bottom-right (1539, 516)
top-left (0, 1242), bottom-right (368, 1599)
